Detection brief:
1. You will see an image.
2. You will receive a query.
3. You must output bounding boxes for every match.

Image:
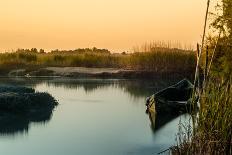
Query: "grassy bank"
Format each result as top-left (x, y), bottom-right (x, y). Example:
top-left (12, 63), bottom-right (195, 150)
top-left (0, 46), bottom-right (196, 76)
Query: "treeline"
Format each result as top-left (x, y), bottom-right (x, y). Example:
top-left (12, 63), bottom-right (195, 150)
top-left (15, 47), bottom-right (111, 54)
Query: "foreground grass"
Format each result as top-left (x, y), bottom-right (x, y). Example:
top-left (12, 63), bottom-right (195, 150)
top-left (0, 47), bottom-right (196, 75)
top-left (172, 77), bottom-right (232, 154)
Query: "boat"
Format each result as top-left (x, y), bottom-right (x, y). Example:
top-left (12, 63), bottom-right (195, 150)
top-left (146, 79), bottom-right (195, 115)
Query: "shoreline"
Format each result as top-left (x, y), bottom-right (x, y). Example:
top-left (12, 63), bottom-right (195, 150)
top-left (1, 67), bottom-right (195, 79)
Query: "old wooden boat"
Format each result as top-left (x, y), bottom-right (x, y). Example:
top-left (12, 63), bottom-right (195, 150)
top-left (146, 79), bottom-right (195, 115)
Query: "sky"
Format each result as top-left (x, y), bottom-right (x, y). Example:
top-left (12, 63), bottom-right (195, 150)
top-left (0, 0), bottom-right (208, 52)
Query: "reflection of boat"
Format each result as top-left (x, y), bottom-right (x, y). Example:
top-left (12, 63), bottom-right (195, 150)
top-left (147, 110), bottom-right (180, 132)
top-left (146, 79), bottom-right (194, 115)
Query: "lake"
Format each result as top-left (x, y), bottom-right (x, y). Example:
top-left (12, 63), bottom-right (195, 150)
top-left (0, 77), bottom-right (190, 155)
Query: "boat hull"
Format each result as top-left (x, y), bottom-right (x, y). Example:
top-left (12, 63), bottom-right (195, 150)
top-left (146, 79), bottom-right (195, 115)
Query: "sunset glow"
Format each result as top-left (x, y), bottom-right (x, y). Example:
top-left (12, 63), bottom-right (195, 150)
top-left (0, 0), bottom-right (207, 52)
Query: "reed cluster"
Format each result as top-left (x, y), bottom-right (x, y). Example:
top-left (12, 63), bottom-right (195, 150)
top-left (0, 46), bottom-right (196, 74)
top-left (172, 77), bottom-right (232, 154)
top-left (171, 0), bottom-right (232, 153)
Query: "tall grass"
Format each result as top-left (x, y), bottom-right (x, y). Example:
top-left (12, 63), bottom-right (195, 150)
top-left (171, 0), bottom-right (232, 153)
top-left (129, 48), bottom-right (195, 72)
top-left (0, 46), bottom-right (196, 74)
top-left (172, 76), bottom-right (232, 154)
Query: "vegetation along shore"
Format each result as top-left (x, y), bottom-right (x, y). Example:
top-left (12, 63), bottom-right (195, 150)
top-left (171, 0), bottom-right (232, 154)
top-left (0, 45), bottom-right (196, 78)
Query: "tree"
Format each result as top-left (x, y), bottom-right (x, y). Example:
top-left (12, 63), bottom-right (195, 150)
top-left (31, 48), bottom-right (38, 53)
top-left (39, 49), bottom-right (45, 54)
top-left (210, 0), bottom-right (232, 76)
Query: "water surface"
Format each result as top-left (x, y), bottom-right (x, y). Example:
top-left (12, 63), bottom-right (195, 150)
top-left (0, 78), bottom-right (190, 155)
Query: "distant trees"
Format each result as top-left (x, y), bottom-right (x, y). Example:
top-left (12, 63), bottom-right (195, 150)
top-left (16, 48), bottom-right (40, 53)
top-left (30, 48), bottom-right (38, 53)
top-left (15, 47), bottom-right (111, 54)
top-left (39, 49), bottom-right (45, 54)
top-left (51, 47), bottom-right (111, 54)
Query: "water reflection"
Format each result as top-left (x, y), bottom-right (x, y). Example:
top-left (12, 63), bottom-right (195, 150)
top-left (0, 107), bottom-right (54, 136)
top-left (0, 77), bottom-right (186, 136)
top-left (0, 77), bottom-right (191, 155)
top-left (0, 114), bottom-right (29, 135)
top-left (0, 84), bottom-right (57, 136)
top-left (147, 111), bottom-right (181, 132)
top-left (0, 77), bottom-right (185, 99)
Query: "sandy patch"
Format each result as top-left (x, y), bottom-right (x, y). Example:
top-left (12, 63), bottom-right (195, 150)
top-left (46, 67), bottom-right (123, 75)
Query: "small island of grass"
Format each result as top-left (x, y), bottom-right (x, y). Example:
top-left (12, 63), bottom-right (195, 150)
top-left (0, 85), bottom-right (58, 135)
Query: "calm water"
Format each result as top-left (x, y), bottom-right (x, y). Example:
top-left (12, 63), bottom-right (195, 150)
top-left (0, 78), bottom-right (190, 155)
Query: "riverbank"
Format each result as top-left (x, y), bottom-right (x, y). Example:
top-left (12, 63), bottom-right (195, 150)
top-left (0, 46), bottom-right (196, 79)
top-left (3, 67), bottom-right (195, 79)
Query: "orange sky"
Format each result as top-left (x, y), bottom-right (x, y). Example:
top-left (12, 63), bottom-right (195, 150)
top-left (0, 0), bottom-right (208, 52)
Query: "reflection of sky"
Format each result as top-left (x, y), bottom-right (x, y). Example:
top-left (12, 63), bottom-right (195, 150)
top-left (0, 78), bottom-right (190, 155)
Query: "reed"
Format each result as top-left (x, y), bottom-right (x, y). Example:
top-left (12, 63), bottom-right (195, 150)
top-left (171, 0), bottom-right (232, 152)
top-left (172, 76), bottom-right (232, 155)
top-left (0, 46), bottom-right (196, 75)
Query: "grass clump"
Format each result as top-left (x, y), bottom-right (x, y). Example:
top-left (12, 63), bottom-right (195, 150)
top-left (0, 86), bottom-right (58, 114)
